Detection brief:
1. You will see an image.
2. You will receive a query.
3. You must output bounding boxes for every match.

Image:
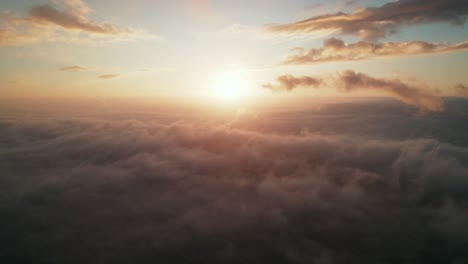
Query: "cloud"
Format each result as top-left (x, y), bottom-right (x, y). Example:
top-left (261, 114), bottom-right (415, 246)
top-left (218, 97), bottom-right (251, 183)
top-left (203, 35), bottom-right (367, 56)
top-left (1, 103), bottom-right (468, 263)
top-left (263, 70), bottom-right (443, 112)
top-left (265, 0), bottom-right (468, 39)
top-left (58, 65), bottom-right (87, 72)
top-left (28, 4), bottom-right (132, 35)
top-left (0, 0), bottom-right (152, 46)
top-left (338, 70), bottom-right (443, 112)
top-left (98, 74), bottom-right (119, 79)
top-left (283, 38), bottom-right (468, 64)
top-left (0, 12), bottom-right (47, 46)
top-left (63, 0), bottom-right (93, 17)
top-left (262, 74), bottom-right (322, 91)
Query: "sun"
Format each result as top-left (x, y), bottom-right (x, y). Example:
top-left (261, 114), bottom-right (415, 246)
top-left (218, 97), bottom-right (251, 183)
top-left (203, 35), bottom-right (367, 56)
top-left (209, 70), bottom-right (251, 104)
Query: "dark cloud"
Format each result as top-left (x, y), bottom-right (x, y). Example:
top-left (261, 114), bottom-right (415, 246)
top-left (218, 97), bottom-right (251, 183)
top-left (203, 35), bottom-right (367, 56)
top-left (98, 74), bottom-right (120, 79)
top-left (58, 65), bottom-right (87, 72)
top-left (1, 99), bottom-right (468, 263)
top-left (265, 0), bottom-right (468, 39)
top-left (263, 70), bottom-right (443, 112)
top-left (284, 38), bottom-right (468, 64)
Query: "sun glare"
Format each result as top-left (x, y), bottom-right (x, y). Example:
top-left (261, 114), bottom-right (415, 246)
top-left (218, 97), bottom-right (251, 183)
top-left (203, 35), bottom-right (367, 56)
top-left (209, 70), bottom-right (251, 104)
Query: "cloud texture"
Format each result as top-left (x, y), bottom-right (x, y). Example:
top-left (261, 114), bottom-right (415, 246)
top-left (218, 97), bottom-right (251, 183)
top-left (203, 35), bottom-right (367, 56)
top-left (1, 99), bottom-right (468, 263)
top-left (28, 3), bottom-right (131, 35)
top-left (0, 0), bottom-right (149, 46)
top-left (265, 0), bottom-right (468, 39)
top-left (98, 74), bottom-right (120, 79)
top-left (263, 70), bottom-right (444, 112)
top-left (284, 38), bottom-right (468, 64)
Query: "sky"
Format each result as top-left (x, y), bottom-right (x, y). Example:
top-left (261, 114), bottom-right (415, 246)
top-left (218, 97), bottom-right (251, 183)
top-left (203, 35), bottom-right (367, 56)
top-left (0, 0), bottom-right (467, 102)
top-left (1, 1), bottom-right (468, 263)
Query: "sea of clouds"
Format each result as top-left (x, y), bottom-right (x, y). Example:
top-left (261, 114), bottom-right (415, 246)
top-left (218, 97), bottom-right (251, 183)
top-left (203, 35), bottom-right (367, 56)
top-left (1, 98), bottom-right (467, 263)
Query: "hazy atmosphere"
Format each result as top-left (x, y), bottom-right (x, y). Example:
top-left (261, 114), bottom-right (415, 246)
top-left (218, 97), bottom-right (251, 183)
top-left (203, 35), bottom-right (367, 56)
top-left (1, 1), bottom-right (468, 263)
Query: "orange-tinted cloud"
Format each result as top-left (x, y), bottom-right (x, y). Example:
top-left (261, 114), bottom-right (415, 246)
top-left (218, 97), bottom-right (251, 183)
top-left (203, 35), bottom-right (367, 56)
top-left (263, 70), bottom-right (444, 112)
top-left (28, 4), bottom-right (132, 35)
top-left (283, 38), bottom-right (468, 64)
top-left (0, 0), bottom-right (150, 46)
top-left (59, 65), bottom-right (87, 72)
top-left (98, 74), bottom-right (120, 79)
top-left (265, 0), bottom-right (468, 39)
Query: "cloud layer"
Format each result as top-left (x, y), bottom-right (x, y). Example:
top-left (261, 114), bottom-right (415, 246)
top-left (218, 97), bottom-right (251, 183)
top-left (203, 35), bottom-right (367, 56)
top-left (28, 4), bottom-right (132, 35)
top-left (265, 0), bottom-right (468, 39)
top-left (263, 70), bottom-right (443, 112)
top-left (1, 101), bottom-right (468, 263)
top-left (284, 38), bottom-right (468, 64)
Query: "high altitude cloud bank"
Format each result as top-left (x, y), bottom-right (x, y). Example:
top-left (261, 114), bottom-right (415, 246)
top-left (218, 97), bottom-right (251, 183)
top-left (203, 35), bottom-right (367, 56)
top-left (263, 70), bottom-right (444, 112)
top-left (284, 38), bottom-right (468, 64)
top-left (1, 104), bottom-right (468, 263)
top-left (266, 0), bottom-right (468, 40)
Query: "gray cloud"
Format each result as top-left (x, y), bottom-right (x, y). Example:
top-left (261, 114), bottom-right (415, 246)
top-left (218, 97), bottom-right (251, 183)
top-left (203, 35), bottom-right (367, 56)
top-left (284, 38), bottom-right (468, 64)
top-left (263, 70), bottom-right (444, 112)
top-left (265, 0), bottom-right (468, 39)
top-left (1, 101), bottom-right (468, 263)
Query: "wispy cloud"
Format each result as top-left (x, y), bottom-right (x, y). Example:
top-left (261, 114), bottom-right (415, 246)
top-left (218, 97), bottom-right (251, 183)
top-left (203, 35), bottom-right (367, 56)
top-left (0, 0), bottom-right (153, 46)
top-left (283, 38), bottom-right (468, 64)
top-left (58, 65), bottom-right (88, 72)
top-left (337, 70), bottom-right (443, 112)
top-left (263, 70), bottom-right (444, 112)
top-left (98, 74), bottom-right (120, 79)
top-left (263, 74), bottom-right (322, 91)
top-left (265, 0), bottom-right (468, 39)
top-left (28, 4), bottom-right (132, 35)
